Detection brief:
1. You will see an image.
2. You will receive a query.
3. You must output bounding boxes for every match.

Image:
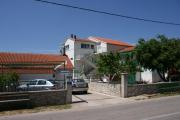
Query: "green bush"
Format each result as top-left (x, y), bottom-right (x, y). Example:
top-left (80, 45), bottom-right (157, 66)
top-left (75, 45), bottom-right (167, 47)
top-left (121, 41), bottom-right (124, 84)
top-left (0, 72), bottom-right (19, 91)
top-left (158, 82), bottom-right (180, 93)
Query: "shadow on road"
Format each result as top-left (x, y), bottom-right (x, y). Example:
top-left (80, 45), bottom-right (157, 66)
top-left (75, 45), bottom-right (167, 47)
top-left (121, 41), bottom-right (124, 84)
top-left (72, 95), bottom-right (88, 103)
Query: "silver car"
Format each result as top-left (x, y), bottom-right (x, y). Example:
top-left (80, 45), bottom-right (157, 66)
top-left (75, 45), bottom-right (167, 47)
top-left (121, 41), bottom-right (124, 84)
top-left (72, 79), bottom-right (88, 94)
top-left (17, 79), bottom-right (54, 91)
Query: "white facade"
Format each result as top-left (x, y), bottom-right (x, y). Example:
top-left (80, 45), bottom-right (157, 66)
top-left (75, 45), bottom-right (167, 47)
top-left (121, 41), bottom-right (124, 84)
top-left (74, 41), bottom-right (96, 61)
top-left (63, 36), bottom-right (131, 66)
top-left (63, 38), bottom-right (96, 66)
top-left (62, 37), bottom-right (97, 78)
top-left (88, 36), bottom-right (127, 53)
top-left (88, 37), bottom-right (107, 53)
top-left (64, 38), bottom-right (75, 65)
top-left (61, 36), bottom-right (134, 79)
top-left (139, 69), bottom-right (162, 83)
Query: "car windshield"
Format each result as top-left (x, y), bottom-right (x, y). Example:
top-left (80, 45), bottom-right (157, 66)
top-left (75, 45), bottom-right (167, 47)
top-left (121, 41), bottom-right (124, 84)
top-left (29, 80), bottom-right (37, 85)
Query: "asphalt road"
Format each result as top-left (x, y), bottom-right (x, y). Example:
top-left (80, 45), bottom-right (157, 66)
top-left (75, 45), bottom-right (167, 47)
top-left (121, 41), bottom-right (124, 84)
top-left (1, 95), bottom-right (180, 120)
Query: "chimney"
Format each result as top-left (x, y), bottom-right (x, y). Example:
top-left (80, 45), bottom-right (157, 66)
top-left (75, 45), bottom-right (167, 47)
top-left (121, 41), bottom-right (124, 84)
top-left (63, 45), bottom-right (66, 56)
top-left (74, 35), bottom-right (77, 40)
top-left (70, 34), bottom-right (73, 38)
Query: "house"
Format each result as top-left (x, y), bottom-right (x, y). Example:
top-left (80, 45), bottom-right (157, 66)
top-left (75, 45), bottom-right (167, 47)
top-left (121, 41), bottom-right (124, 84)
top-left (60, 34), bottom-right (133, 79)
top-left (60, 34), bottom-right (163, 83)
top-left (0, 52), bottom-right (73, 81)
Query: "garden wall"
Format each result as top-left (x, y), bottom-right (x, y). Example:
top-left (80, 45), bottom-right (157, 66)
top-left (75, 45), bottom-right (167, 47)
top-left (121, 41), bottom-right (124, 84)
top-left (127, 82), bottom-right (180, 97)
top-left (28, 84), bottom-right (72, 107)
top-left (29, 89), bottom-right (69, 107)
top-left (0, 85), bottom-right (72, 111)
top-left (89, 81), bottom-right (180, 97)
top-left (89, 82), bottom-right (121, 97)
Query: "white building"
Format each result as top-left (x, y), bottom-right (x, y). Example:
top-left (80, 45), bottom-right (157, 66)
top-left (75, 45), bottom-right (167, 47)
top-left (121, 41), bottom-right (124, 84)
top-left (61, 35), bottom-right (96, 67)
top-left (61, 35), bottom-right (134, 61)
top-left (60, 35), bottom-right (162, 83)
top-left (60, 35), bottom-right (133, 79)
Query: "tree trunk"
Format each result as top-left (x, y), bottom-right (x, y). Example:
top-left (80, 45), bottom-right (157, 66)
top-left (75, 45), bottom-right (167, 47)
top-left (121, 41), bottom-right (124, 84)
top-left (110, 73), bottom-right (116, 81)
top-left (157, 70), bottom-right (168, 82)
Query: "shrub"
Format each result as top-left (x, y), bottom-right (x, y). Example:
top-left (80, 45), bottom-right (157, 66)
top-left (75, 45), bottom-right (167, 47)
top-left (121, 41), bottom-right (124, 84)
top-left (0, 72), bottom-right (19, 92)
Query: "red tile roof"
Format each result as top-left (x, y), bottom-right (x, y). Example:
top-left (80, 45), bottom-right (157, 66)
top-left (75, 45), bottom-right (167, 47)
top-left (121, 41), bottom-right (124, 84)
top-left (0, 52), bottom-right (73, 74)
top-left (120, 46), bottom-right (135, 52)
top-left (91, 37), bottom-right (133, 47)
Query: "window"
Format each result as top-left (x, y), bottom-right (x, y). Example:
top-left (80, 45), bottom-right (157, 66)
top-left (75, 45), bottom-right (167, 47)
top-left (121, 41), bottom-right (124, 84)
top-left (81, 44), bottom-right (90, 49)
top-left (91, 45), bottom-right (94, 49)
top-left (65, 45), bottom-right (69, 50)
top-left (37, 80), bottom-right (46, 85)
top-left (29, 80), bottom-right (37, 85)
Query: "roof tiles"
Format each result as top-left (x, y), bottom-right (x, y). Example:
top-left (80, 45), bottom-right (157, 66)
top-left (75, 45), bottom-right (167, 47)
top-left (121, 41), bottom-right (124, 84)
top-left (0, 52), bottom-right (73, 74)
top-left (91, 37), bottom-right (133, 47)
top-left (121, 46), bottom-right (135, 52)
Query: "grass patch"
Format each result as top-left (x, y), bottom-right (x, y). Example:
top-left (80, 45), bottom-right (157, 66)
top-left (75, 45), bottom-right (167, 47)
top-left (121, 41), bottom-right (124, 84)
top-left (0, 104), bottom-right (71, 116)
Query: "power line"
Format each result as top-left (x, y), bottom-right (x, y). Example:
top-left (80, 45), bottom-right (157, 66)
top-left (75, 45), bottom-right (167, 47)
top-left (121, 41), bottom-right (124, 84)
top-left (35, 0), bottom-right (180, 26)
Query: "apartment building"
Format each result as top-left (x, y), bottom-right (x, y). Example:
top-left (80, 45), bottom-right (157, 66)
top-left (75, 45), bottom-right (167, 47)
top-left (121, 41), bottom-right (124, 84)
top-left (60, 35), bottom-right (133, 78)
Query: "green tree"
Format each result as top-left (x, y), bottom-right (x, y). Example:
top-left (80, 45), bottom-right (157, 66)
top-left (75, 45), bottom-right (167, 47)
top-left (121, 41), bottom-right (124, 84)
top-left (135, 35), bottom-right (180, 82)
top-left (96, 52), bottom-right (137, 81)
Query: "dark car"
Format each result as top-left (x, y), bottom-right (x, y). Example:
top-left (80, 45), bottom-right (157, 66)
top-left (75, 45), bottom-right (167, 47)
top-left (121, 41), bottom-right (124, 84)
top-left (72, 79), bottom-right (88, 94)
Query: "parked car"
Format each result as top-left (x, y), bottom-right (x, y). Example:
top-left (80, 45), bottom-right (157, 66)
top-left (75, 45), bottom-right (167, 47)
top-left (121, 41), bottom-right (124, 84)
top-left (17, 79), bottom-right (54, 91)
top-left (72, 79), bottom-right (88, 94)
top-left (48, 79), bottom-right (64, 89)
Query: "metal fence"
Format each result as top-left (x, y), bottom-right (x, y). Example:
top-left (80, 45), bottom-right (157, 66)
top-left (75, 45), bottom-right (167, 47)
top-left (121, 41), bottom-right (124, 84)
top-left (0, 84), bottom-right (18, 92)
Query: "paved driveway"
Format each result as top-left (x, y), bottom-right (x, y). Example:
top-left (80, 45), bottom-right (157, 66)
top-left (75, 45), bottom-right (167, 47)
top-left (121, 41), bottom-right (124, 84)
top-left (72, 92), bottom-right (134, 108)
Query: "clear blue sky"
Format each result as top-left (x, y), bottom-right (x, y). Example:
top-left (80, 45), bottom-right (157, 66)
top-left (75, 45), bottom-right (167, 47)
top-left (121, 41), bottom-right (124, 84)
top-left (0, 0), bottom-right (180, 53)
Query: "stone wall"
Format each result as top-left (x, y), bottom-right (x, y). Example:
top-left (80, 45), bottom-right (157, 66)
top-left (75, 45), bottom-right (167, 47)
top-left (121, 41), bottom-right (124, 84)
top-left (89, 82), bottom-right (121, 97)
top-left (89, 81), bottom-right (180, 98)
top-left (127, 84), bottom-right (158, 97)
top-left (29, 90), bottom-right (67, 107)
top-left (0, 85), bottom-right (72, 110)
top-left (29, 84), bottom-right (72, 107)
top-left (127, 82), bottom-right (180, 97)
